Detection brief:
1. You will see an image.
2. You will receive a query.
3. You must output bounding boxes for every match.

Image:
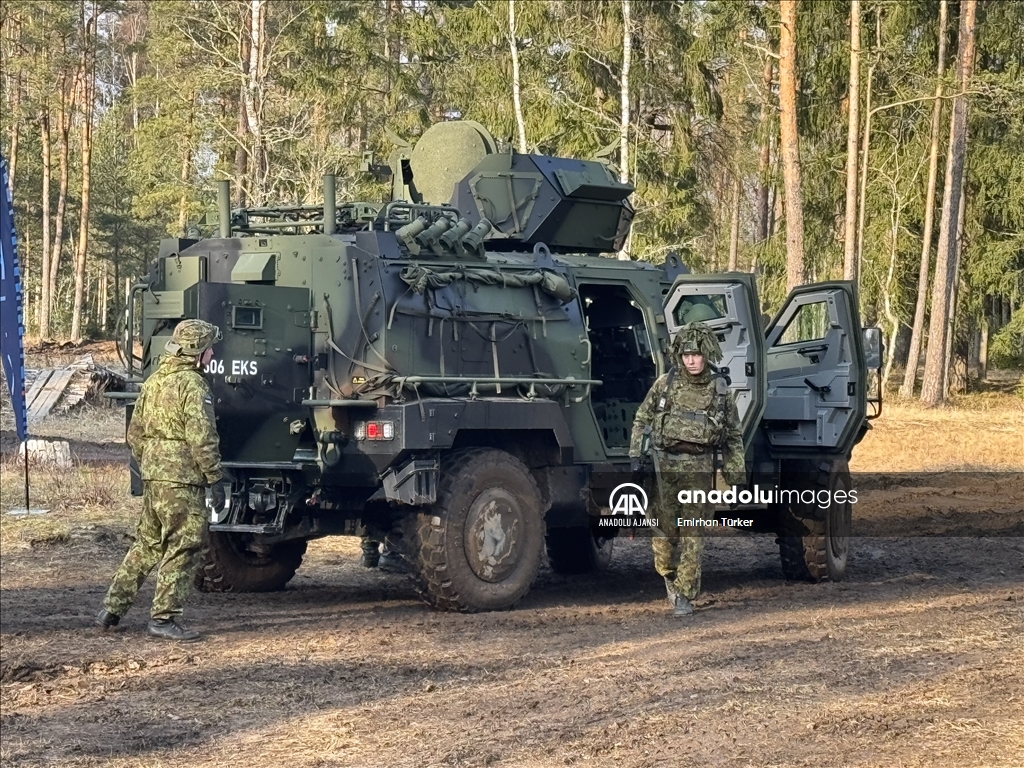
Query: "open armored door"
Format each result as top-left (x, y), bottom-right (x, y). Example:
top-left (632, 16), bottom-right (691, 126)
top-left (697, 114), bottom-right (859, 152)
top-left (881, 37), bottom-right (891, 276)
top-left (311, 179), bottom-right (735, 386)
top-left (763, 281), bottom-right (866, 456)
top-left (663, 274), bottom-right (765, 442)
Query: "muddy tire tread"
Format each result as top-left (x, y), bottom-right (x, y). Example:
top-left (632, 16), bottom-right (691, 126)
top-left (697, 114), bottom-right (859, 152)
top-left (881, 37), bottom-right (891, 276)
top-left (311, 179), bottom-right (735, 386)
top-left (195, 532), bottom-right (307, 593)
top-left (777, 459), bottom-right (848, 583)
top-left (400, 449), bottom-right (544, 612)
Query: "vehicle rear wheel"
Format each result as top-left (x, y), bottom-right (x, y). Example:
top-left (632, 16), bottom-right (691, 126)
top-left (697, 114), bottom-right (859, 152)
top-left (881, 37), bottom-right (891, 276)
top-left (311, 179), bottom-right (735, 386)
top-left (545, 527), bottom-right (614, 575)
top-left (403, 449), bottom-right (546, 612)
top-left (776, 458), bottom-right (851, 582)
top-left (195, 531), bottom-right (307, 592)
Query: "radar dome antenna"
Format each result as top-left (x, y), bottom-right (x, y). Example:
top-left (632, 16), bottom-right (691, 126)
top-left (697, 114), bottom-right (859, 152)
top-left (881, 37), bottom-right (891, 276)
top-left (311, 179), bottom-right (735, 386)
top-left (402, 121), bottom-right (498, 205)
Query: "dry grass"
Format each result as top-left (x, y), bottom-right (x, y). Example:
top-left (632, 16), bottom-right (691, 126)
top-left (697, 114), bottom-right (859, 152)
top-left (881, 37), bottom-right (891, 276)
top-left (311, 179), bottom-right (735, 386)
top-left (852, 396), bottom-right (1023, 472)
top-left (0, 457), bottom-right (136, 550)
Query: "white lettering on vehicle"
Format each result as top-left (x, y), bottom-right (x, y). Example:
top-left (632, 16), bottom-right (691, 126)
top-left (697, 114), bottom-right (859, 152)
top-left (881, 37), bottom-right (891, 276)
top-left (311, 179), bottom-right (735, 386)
top-left (203, 359), bottom-right (258, 376)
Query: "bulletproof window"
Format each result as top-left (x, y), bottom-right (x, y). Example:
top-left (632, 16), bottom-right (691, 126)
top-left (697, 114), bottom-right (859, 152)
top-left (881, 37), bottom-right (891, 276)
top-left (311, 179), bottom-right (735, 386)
top-left (776, 300), bottom-right (829, 345)
top-left (671, 293), bottom-right (727, 326)
top-left (232, 306), bottom-right (263, 330)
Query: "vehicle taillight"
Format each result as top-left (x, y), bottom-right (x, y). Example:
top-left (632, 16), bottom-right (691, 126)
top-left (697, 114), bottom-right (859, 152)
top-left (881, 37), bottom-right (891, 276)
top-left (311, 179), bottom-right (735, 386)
top-left (355, 421), bottom-right (395, 441)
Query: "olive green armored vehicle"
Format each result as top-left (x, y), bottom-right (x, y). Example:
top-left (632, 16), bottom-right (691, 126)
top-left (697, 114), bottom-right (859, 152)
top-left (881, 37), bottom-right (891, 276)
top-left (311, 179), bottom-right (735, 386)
top-left (122, 121), bottom-right (882, 612)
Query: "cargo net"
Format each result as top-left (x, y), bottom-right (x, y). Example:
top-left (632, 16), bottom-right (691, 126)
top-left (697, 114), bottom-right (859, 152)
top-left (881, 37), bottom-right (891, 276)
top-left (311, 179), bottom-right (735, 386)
top-left (327, 264), bottom-right (594, 403)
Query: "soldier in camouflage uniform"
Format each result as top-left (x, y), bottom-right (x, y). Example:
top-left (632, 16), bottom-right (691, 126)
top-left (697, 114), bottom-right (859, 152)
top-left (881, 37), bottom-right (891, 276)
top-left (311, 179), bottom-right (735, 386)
top-left (630, 322), bottom-right (746, 617)
top-left (95, 320), bottom-right (224, 642)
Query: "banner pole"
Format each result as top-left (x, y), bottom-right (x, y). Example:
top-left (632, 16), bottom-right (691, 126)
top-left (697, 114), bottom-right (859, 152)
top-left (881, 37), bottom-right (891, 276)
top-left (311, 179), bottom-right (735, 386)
top-left (23, 439), bottom-right (30, 509)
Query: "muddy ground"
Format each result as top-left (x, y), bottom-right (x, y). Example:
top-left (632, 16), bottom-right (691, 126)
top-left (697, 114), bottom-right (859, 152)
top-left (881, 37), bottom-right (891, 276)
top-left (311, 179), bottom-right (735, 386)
top-left (1, 356), bottom-right (1022, 767)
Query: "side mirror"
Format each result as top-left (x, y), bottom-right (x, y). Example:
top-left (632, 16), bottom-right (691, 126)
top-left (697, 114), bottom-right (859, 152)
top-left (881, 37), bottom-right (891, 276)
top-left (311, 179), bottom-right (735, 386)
top-left (863, 327), bottom-right (883, 370)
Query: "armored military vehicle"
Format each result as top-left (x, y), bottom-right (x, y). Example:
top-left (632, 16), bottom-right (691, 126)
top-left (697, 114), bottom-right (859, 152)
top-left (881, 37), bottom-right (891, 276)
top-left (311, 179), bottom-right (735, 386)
top-left (122, 121), bottom-right (882, 612)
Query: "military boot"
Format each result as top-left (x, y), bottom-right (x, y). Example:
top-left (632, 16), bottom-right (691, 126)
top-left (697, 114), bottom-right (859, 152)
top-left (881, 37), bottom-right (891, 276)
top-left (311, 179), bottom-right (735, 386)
top-left (147, 619), bottom-right (200, 642)
top-left (94, 609), bottom-right (120, 629)
top-left (664, 576), bottom-right (681, 609)
top-left (378, 545), bottom-right (408, 574)
top-left (664, 577), bottom-right (694, 617)
top-left (360, 538), bottom-right (380, 568)
top-left (672, 595), bottom-right (694, 617)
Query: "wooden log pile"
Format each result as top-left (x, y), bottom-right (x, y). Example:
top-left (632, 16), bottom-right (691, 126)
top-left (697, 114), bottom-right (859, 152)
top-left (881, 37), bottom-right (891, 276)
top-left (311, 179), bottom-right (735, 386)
top-left (23, 355), bottom-right (130, 423)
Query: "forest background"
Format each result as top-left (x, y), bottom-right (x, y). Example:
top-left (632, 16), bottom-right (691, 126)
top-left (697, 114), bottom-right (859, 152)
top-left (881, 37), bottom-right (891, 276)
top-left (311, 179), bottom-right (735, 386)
top-left (0, 0), bottom-right (1021, 404)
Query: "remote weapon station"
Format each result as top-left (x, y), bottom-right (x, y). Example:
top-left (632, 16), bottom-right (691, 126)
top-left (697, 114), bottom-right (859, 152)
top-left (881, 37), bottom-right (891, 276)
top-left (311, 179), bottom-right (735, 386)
top-left (124, 121), bottom-right (882, 611)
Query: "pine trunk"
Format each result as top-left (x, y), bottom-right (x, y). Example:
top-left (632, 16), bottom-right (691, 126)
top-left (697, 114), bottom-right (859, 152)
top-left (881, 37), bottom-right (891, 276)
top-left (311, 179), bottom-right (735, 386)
top-left (728, 174), bottom-right (741, 271)
top-left (968, 327), bottom-right (980, 378)
top-left (978, 295), bottom-right (989, 381)
top-left (244, 0), bottom-right (266, 205)
top-left (39, 110), bottom-right (53, 340)
top-left (779, 0), bottom-right (805, 291)
top-left (7, 80), bottom-right (19, 195)
top-left (941, 180), bottom-right (968, 396)
top-left (619, 0), bottom-right (631, 187)
top-left (920, 0), bottom-right (977, 405)
top-left (842, 0), bottom-right (861, 281)
top-left (100, 265), bottom-right (108, 333)
top-left (50, 104), bottom-right (72, 332)
top-left (900, 0), bottom-right (948, 399)
top-left (177, 93), bottom-right (194, 234)
top-left (880, 183), bottom-right (900, 392)
top-left (756, 59), bottom-right (773, 244)
top-left (508, 0), bottom-right (527, 154)
top-left (855, 9), bottom-right (879, 279)
top-left (234, 89), bottom-right (248, 207)
top-left (617, 0), bottom-right (632, 260)
top-left (235, 1), bottom-right (252, 208)
top-left (71, 13), bottom-right (95, 343)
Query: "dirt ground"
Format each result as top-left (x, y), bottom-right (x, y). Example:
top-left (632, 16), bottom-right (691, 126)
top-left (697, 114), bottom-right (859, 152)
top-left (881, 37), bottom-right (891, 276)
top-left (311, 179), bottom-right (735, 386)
top-left (1, 355), bottom-right (1022, 767)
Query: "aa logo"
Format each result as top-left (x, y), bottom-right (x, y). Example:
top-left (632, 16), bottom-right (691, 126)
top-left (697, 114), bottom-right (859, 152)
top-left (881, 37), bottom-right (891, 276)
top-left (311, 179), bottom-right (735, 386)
top-left (609, 483), bottom-right (648, 517)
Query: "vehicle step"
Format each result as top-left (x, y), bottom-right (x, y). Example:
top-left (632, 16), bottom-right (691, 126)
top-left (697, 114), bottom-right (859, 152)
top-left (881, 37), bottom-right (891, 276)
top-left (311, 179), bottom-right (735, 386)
top-left (208, 524), bottom-right (282, 535)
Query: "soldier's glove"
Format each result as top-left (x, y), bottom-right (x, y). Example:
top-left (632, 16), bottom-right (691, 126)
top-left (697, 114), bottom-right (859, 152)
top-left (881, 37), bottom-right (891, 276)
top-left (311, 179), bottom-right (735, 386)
top-left (209, 483), bottom-right (227, 512)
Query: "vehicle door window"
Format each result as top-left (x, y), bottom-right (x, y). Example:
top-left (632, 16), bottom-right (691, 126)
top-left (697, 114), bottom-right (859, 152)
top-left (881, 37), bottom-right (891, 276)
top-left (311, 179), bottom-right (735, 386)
top-left (775, 300), bottom-right (829, 346)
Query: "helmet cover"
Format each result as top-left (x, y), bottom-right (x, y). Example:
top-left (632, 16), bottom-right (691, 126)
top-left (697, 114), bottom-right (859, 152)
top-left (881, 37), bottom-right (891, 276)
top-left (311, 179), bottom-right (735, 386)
top-left (671, 321), bottom-right (722, 364)
top-left (165, 319), bottom-right (222, 357)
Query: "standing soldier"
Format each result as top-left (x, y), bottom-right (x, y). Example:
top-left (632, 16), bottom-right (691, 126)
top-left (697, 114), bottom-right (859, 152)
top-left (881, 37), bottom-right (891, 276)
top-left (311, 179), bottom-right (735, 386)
top-left (95, 320), bottom-right (224, 642)
top-left (630, 322), bottom-right (746, 617)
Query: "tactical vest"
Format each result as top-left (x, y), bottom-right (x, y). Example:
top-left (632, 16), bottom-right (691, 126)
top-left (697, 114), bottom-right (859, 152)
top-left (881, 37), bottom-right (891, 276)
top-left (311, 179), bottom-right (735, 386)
top-left (653, 370), bottom-right (730, 453)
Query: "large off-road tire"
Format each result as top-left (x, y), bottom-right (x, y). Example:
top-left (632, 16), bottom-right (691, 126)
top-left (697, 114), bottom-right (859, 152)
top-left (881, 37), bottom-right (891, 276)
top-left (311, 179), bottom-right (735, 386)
top-left (777, 458), bottom-right (852, 582)
top-left (195, 531), bottom-right (307, 593)
top-left (403, 449), bottom-right (546, 612)
top-left (545, 527), bottom-right (614, 575)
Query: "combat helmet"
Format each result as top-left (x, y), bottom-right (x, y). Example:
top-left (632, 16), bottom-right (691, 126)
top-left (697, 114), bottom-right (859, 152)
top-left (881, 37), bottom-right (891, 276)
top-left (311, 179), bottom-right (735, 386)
top-left (671, 321), bottom-right (723, 364)
top-left (165, 319), bottom-right (222, 357)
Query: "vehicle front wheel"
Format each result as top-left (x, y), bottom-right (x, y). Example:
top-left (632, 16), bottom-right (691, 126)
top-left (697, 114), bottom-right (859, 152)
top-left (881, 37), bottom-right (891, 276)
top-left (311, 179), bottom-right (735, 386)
top-left (776, 458), bottom-right (852, 582)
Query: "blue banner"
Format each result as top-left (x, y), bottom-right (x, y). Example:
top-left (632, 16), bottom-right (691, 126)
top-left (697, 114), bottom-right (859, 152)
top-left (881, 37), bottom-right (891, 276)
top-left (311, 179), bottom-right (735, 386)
top-left (0, 153), bottom-right (27, 443)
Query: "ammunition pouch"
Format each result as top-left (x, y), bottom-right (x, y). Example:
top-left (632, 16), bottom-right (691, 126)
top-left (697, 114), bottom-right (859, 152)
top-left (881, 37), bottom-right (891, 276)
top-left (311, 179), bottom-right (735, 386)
top-left (657, 408), bottom-right (725, 448)
top-left (661, 439), bottom-right (711, 456)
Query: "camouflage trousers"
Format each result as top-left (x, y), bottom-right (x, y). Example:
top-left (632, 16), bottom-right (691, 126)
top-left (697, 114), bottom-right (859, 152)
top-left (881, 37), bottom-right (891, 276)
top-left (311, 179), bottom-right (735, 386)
top-left (648, 452), bottom-right (715, 601)
top-left (103, 481), bottom-right (206, 621)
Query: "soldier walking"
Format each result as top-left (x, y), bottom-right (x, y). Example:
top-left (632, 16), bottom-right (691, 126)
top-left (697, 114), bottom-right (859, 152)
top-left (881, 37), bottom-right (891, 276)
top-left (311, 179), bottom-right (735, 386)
top-left (95, 320), bottom-right (224, 642)
top-left (630, 322), bottom-right (746, 616)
